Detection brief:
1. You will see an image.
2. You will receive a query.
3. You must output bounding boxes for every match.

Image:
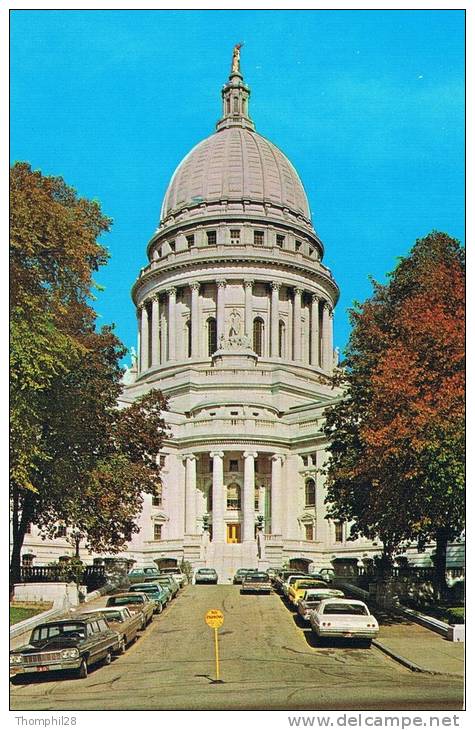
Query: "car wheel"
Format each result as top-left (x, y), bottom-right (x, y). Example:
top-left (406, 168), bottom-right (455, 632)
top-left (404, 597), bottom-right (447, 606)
top-left (119, 638), bottom-right (126, 654)
top-left (156, 603), bottom-right (163, 614)
top-left (103, 650), bottom-right (112, 666)
top-left (77, 659), bottom-right (88, 679)
top-left (140, 617), bottom-right (146, 630)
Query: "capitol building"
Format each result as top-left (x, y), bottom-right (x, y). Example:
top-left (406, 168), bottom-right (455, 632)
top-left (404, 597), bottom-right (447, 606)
top-left (22, 48), bottom-right (462, 580)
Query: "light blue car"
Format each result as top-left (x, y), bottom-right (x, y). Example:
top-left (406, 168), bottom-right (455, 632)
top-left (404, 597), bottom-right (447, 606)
top-left (129, 583), bottom-right (169, 613)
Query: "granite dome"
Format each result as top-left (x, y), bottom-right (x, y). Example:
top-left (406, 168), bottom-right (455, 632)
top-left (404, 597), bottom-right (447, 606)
top-left (160, 127), bottom-right (311, 224)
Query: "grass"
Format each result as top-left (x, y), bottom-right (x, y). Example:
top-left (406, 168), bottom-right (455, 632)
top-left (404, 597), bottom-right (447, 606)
top-left (10, 602), bottom-right (53, 625)
top-left (406, 601), bottom-right (465, 625)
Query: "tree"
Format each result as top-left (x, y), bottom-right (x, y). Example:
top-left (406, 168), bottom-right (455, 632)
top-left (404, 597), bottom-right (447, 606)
top-left (10, 163), bottom-right (168, 588)
top-left (323, 232), bottom-right (464, 596)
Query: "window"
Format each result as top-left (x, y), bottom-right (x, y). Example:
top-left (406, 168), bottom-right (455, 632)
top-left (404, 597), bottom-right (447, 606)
top-left (208, 459), bottom-right (213, 473)
top-left (159, 454), bottom-right (167, 467)
top-left (186, 234), bottom-right (195, 248)
top-left (56, 526), bottom-right (67, 538)
top-left (207, 487), bottom-right (213, 512)
top-left (226, 98), bottom-right (230, 114)
top-left (22, 554), bottom-right (34, 567)
top-left (154, 523), bottom-right (162, 541)
top-left (169, 240), bottom-right (176, 253)
top-left (207, 317), bottom-right (217, 355)
top-left (279, 320), bottom-right (285, 357)
top-left (254, 230), bottom-right (264, 246)
top-left (227, 483), bottom-right (241, 510)
top-left (207, 230), bottom-right (217, 246)
top-left (295, 240), bottom-right (302, 252)
top-left (233, 97), bottom-right (239, 113)
top-left (276, 234), bottom-right (285, 248)
top-left (254, 487), bottom-right (260, 510)
top-left (305, 479), bottom-right (316, 507)
top-left (255, 461), bottom-right (259, 473)
top-left (152, 490), bottom-right (162, 507)
top-left (305, 524), bottom-right (314, 541)
top-left (186, 320), bottom-right (192, 357)
top-left (230, 411), bottom-right (238, 416)
top-left (253, 317), bottom-right (264, 356)
top-left (25, 523), bottom-right (31, 535)
top-left (229, 459), bottom-right (239, 472)
top-left (335, 522), bottom-right (344, 543)
top-left (230, 229), bottom-right (240, 245)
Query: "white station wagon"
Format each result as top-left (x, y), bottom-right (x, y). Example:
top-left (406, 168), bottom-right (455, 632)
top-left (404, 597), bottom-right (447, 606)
top-left (309, 599), bottom-right (379, 647)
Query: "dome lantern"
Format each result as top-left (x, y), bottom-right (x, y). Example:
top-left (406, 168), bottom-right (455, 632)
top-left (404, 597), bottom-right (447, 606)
top-left (216, 43), bottom-right (255, 132)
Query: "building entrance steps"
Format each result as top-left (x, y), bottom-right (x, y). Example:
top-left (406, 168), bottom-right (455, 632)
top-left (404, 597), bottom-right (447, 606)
top-left (204, 540), bottom-right (259, 583)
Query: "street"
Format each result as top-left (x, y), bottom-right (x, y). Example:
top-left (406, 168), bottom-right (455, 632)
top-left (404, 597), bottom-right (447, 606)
top-left (10, 585), bottom-right (464, 711)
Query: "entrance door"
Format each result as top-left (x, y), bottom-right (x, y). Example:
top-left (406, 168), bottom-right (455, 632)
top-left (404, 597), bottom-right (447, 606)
top-left (227, 523), bottom-right (241, 544)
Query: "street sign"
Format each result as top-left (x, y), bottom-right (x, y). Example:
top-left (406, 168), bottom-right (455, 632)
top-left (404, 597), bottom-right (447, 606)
top-left (205, 608), bottom-right (224, 629)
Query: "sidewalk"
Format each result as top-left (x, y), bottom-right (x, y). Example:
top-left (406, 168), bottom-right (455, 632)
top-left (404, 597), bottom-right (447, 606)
top-left (374, 618), bottom-right (464, 677)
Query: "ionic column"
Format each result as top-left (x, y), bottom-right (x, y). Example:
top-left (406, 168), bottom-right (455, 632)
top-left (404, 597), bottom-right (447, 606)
top-left (210, 451), bottom-right (225, 542)
top-left (243, 451), bottom-right (258, 542)
top-left (244, 280), bottom-right (254, 339)
top-left (139, 303), bottom-right (149, 372)
top-left (167, 287), bottom-right (176, 361)
top-left (311, 294), bottom-right (320, 367)
top-left (184, 455), bottom-right (197, 534)
top-left (190, 282), bottom-right (200, 358)
top-left (293, 288), bottom-right (302, 361)
top-left (151, 295), bottom-right (160, 368)
top-left (270, 282), bottom-right (281, 358)
top-left (160, 304), bottom-right (167, 363)
top-left (216, 280), bottom-right (227, 342)
top-left (271, 455), bottom-right (284, 535)
top-left (322, 301), bottom-right (333, 372)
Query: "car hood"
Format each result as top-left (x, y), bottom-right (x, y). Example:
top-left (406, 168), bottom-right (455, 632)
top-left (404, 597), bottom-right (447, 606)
top-left (13, 637), bottom-right (81, 654)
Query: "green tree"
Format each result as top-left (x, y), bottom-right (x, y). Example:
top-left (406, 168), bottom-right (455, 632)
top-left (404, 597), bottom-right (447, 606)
top-left (10, 163), bottom-right (168, 588)
top-left (323, 232), bottom-right (465, 596)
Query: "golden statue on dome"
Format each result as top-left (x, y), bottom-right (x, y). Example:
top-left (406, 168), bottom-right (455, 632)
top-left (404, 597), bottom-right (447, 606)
top-left (231, 42), bottom-right (244, 73)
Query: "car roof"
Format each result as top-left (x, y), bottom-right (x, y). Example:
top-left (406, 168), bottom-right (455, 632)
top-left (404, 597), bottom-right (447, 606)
top-left (80, 607), bottom-right (126, 615)
top-left (245, 572), bottom-right (269, 578)
top-left (319, 598), bottom-right (368, 607)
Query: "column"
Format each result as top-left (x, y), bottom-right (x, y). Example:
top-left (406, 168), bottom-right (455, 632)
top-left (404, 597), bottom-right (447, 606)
top-left (190, 282), bottom-right (200, 358)
top-left (311, 294), bottom-right (320, 367)
top-left (244, 280), bottom-right (254, 340)
top-left (270, 282), bottom-right (280, 358)
top-left (293, 287), bottom-right (302, 361)
top-left (139, 303), bottom-right (149, 372)
top-left (151, 295), bottom-right (160, 368)
top-left (210, 451), bottom-right (225, 542)
top-left (243, 451), bottom-right (257, 542)
top-left (167, 287), bottom-right (176, 361)
top-left (322, 301), bottom-right (333, 372)
top-left (271, 455), bottom-right (284, 535)
top-left (160, 304), bottom-right (167, 364)
top-left (184, 455), bottom-right (197, 534)
top-left (216, 280), bottom-right (227, 343)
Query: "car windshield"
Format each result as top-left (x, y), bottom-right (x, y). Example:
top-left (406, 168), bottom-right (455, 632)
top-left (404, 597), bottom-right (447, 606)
top-left (305, 593), bottom-right (329, 601)
top-left (31, 623), bottom-right (86, 641)
top-left (160, 568), bottom-right (178, 575)
top-left (198, 569), bottom-right (216, 574)
top-left (245, 574), bottom-right (268, 581)
top-left (322, 603), bottom-right (369, 616)
top-left (109, 595), bottom-right (144, 605)
top-left (296, 581), bottom-right (325, 590)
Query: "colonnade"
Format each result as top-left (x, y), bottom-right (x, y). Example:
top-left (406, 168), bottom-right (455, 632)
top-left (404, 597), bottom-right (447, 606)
top-left (137, 279), bottom-right (333, 373)
top-left (183, 451), bottom-right (285, 542)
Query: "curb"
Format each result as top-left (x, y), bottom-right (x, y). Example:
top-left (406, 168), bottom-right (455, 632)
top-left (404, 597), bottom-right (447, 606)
top-left (373, 639), bottom-right (464, 678)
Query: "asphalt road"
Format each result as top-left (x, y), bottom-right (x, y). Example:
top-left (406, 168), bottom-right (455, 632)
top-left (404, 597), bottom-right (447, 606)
top-left (10, 585), bottom-right (464, 711)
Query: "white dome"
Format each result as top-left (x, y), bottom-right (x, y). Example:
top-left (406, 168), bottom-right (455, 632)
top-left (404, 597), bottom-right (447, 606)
top-left (160, 127), bottom-right (311, 223)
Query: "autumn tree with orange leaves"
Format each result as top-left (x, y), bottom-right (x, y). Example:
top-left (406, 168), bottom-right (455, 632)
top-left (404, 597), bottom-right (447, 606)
top-left (323, 232), bottom-right (464, 597)
top-left (10, 163), bottom-right (168, 589)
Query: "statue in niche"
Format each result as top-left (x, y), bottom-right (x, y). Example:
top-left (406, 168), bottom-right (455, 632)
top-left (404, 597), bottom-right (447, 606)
top-left (228, 309), bottom-right (241, 337)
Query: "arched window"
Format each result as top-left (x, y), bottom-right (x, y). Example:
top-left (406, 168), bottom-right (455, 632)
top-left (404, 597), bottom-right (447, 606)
top-left (207, 317), bottom-right (217, 355)
top-left (253, 317), bottom-right (264, 356)
top-left (305, 479), bottom-right (316, 507)
top-left (185, 320), bottom-right (192, 358)
top-left (279, 320), bottom-right (286, 358)
top-left (227, 483), bottom-right (241, 510)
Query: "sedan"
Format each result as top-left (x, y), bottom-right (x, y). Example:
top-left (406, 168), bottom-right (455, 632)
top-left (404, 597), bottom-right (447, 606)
top-left (106, 592), bottom-right (154, 630)
top-left (153, 575), bottom-right (180, 598)
top-left (240, 572), bottom-right (272, 594)
top-left (127, 567), bottom-right (161, 584)
top-left (297, 589), bottom-right (345, 622)
top-left (309, 599), bottom-right (379, 646)
top-left (288, 578), bottom-right (328, 607)
top-left (128, 583), bottom-right (169, 613)
top-left (80, 607), bottom-right (142, 652)
top-left (233, 568), bottom-right (256, 585)
top-left (194, 568), bottom-right (218, 584)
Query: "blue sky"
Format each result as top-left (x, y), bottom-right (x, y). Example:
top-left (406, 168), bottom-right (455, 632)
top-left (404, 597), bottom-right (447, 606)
top-left (10, 9), bottom-right (465, 361)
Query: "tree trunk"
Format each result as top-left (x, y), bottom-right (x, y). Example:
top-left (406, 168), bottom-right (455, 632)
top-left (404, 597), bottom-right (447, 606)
top-left (10, 488), bottom-right (33, 597)
top-left (433, 527), bottom-right (449, 601)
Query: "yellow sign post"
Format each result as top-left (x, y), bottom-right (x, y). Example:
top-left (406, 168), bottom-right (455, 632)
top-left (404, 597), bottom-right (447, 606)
top-left (205, 609), bottom-right (224, 682)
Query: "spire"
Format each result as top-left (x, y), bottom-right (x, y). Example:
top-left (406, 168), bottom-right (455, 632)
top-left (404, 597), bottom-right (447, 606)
top-left (216, 43), bottom-right (255, 132)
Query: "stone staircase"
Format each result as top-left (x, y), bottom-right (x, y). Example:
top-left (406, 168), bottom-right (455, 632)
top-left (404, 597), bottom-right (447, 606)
top-left (205, 541), bottom-right (260, 583)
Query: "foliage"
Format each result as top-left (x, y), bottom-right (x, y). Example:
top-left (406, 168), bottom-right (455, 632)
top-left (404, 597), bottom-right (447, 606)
top-left (10, 163), bottom-right (168, 586)
top-left (323, 232), bottom-right (465, 592)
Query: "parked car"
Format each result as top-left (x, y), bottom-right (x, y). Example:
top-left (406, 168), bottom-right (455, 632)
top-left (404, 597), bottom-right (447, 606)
top-left (233, 568), bottom-right (256, 585)
top-left (282, 574), bottom-right (310, 598)
top-left (106, 592), bottom-right (154, 629)
top-left (297, 589), bottom-right (345, 622)
top-left (309, 599), bottom-right (379, 646)
top-left (194, 568), bottom-right (218, 584)
top-left (310, 568), bottom-right (335, 583)
top-left (10, 615), bottom-right (121, 680)
top-left (240, 572), bottom-right (272, 594)
top-left (80, 607), bottom-right (142, 651)
top-left (128, 583), bottom-right (168, 613)
top-left (276, 571), bottom-right (306, 595)
top-left (153, 574), bottom-right (180, 597)
top-left (158, 566), bottom-right (188, 587)
top-left (288, 578), bottom-right (329, 606)
top-left (127, 566), bottom-right (161, 584)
